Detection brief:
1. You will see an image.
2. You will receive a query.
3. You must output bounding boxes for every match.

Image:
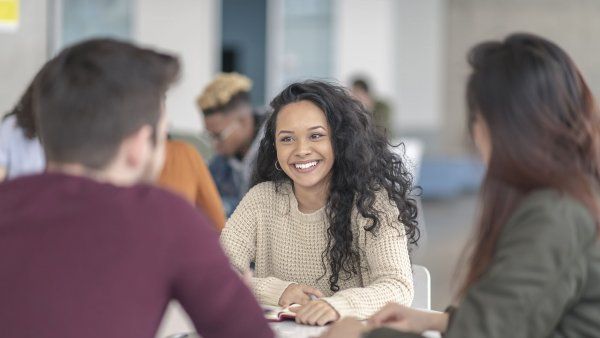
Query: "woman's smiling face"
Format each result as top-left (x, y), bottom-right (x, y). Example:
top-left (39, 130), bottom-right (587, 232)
top-left (275, 100), bottom-right (335, 192)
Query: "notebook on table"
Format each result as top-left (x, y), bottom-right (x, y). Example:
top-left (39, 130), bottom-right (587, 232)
top-left (262, 304), bottom-right (301, 322)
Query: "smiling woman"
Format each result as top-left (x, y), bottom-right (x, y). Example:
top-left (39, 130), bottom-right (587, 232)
top-left (220, 81), bottom-right (419, 326)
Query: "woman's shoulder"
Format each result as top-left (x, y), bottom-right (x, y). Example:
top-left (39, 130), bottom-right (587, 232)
top-left (372, 188), bottom-right (399, 211)
top-left (245, 181), bottom-right (292, 202)
top-left (507, 188), bottom-right (597, 244)
top-left (247, 180), bottom-right (276, 195)
top-left (0, 114), bottom-right (18, 133)
top-left (166, 140), bottom-right (203, 161)
top-left (230, 181), bottom-right (293, 219)
top-left (0, 114), bottom-right (34, 149)
top-left (353, 188), bottom-right (405, 236)
top-left (167, 139), bottom-right (195, 152)
top-left (359, 188), bottom-right (402, 221)
top-left (517, 189), bottom-right (594, 221)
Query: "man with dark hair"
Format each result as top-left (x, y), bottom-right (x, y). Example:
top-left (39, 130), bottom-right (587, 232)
top-left (196, 72), bottom-right (266, 216)
top-left (0, 39), bottom-right (272, 338)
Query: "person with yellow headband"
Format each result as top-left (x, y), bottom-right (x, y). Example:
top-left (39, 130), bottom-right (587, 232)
top-left (197, 73), bottom-right (267, 216)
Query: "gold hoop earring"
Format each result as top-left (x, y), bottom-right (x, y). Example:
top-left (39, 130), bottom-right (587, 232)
top-left (275, 161), bottom-right (282, 171)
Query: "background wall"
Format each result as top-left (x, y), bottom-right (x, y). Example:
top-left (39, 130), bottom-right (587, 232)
top-left (335, 0), bottom-right (396, 117)
top-left (0, 0), bottom-right (47, 116)
top-left (4, 0), bottom-right (600, 149)
top-left (443, 0), bottom-right (600, 154)
top-left (0, 0), bottom-right (219, 134)
top-left (221, 0), bottom-right (267, 107)
top-left (393, 0), bottom-right (445, 137)
top-left (135, 0), bottom-right (219, 133)
top-left (335, 0), bottom-right (444, 141)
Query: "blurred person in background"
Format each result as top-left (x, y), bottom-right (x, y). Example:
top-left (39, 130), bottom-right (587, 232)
top-left (321, 33), bottom-right (600, 338)
top-left (0, 39), bottom-right (273, 338)
top-left (197, 72), bottom-right (267, 216)
top-left (158, 137), bottom-right (226, 231)
top-left (351, 77), bottom-right (392, 136)
top-left (0, 81), bottom-right (45, 182)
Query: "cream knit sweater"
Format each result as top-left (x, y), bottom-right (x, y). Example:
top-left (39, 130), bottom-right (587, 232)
top-left (220, 181), bottom-right (414, 319)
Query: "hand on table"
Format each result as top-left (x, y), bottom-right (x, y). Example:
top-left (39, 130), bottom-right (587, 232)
top-left (318, 317), bottom-right (368, 338)
top-left (279, 283), bottom-right (324, 307)
top-left (368, 303), bottom-right (448, 334)
top-left (290, 300), bottom-right (340, 326)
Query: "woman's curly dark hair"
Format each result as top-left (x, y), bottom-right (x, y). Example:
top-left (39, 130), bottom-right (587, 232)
top-left (252, 81), bottom-right (419, 292)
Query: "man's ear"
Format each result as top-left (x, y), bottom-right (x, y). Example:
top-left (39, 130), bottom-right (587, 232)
top-left (122, 125), bottom-right (153, 169)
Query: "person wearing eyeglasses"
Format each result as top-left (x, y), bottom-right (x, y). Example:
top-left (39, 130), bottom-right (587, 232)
top-left (196, 73), bottom-right (267, 216)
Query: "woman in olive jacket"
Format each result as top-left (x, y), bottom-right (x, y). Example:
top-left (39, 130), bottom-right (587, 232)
top-left (320, 33), bottom-right (600, 338)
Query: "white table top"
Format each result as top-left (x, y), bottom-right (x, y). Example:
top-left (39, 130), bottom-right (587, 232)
top-left (269, 321), bottom-right (441, 338)
top-left (167, 323), bottom-right (440, 338)
top-left (270, 321), bottom-right (327, 338)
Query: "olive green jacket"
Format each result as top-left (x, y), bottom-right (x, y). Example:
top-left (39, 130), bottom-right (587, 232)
top-left (367, 189), bottom-right (600, 338)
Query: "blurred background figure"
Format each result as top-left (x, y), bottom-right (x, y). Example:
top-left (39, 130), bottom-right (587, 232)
top-left (351, 77), bottom-right (392, 136)
top-left (0, 82), bottom-right (45, 182)
top-left (158, 138), bottom-right (226, 231)
top-left (197, 73), bottom-right (267, 216)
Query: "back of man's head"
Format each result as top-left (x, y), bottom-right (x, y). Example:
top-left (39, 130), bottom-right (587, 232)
top-left (34, 38), bottom-right (180, 170)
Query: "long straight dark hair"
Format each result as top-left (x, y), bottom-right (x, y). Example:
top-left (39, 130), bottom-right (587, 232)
top-left (461, 33), bottom-right (600, 294)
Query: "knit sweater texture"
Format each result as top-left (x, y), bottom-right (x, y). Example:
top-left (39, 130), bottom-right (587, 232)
top-left (220, 181), bottom-right (414, 319)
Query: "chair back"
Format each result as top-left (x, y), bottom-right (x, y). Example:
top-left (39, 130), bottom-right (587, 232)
top-left (411, 264), bottom-right (431, 310)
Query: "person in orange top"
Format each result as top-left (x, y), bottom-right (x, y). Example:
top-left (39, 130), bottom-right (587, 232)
top-left (158, 139), bottom-right (226, 231)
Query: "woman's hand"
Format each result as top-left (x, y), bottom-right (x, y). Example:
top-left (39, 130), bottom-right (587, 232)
top-left (291, 300), bottom-right (340, 326)
top-left (368, 303), bottom-right (449, 334)
top-left (319, 317), bottom-right (367, 338)
top-left (279, 283), bottom-right (324, 307)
